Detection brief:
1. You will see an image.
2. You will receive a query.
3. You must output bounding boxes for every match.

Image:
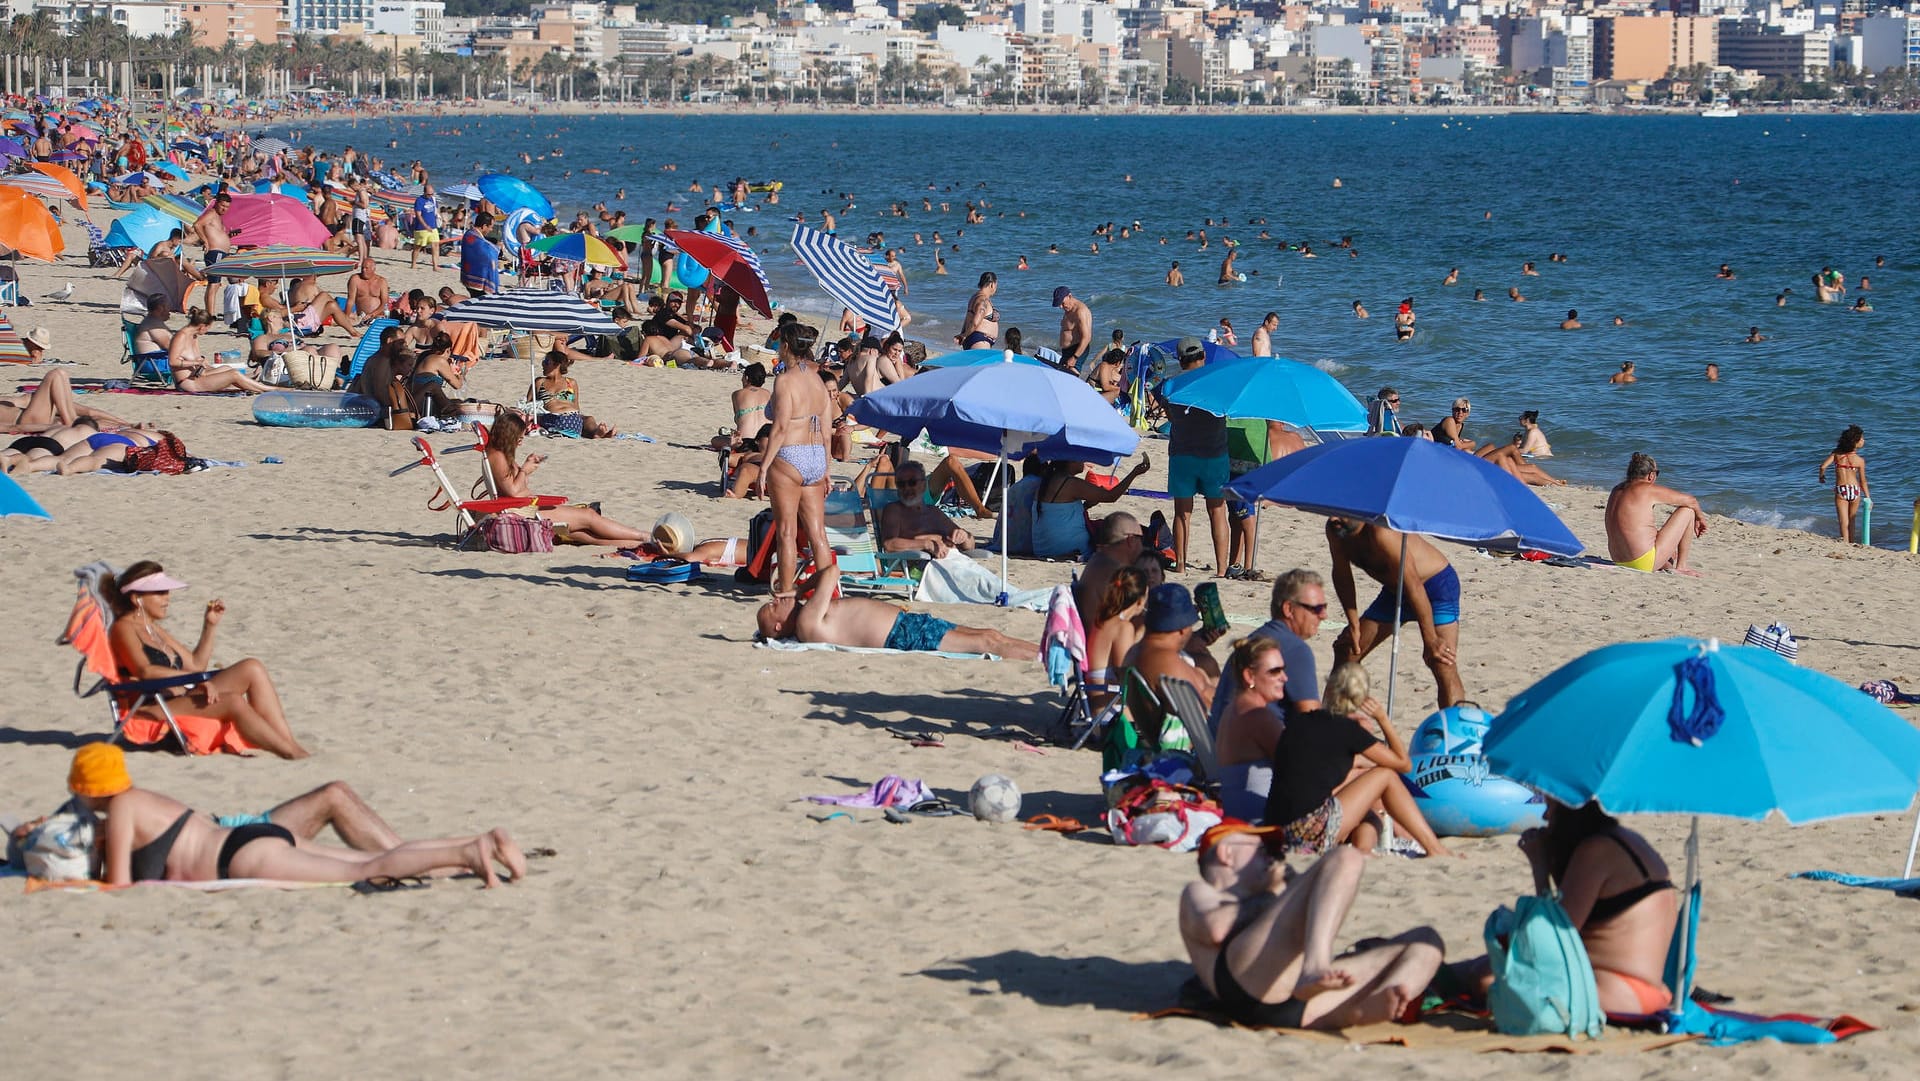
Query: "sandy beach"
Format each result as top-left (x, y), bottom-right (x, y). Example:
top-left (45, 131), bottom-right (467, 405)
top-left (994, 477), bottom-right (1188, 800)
top-left (4, 212), bottom-right (1920, 1078)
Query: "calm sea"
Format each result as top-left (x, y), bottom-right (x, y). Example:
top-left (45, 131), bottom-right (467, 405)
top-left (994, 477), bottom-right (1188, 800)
top-left (284, 110), bottom-right (1918, 544)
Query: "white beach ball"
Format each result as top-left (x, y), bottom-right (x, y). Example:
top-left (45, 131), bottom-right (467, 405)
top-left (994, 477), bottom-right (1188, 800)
top-left (968, 774), bottom-right (1022, 824)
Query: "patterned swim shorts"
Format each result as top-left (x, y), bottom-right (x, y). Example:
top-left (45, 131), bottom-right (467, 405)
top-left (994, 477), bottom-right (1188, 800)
top-left (1280, 797), bottom-right (1344, 856)
top-left (883, 611), bottom-right (956, 652)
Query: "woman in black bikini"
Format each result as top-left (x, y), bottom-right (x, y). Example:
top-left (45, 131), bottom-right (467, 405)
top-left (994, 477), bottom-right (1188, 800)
top-left (65, 743), bottom-right (525, 887)
top-left (103, 561), bottom-right (312, 759)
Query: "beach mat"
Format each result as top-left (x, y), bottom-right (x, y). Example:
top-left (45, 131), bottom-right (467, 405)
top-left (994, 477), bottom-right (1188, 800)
top-left (1792, 870), bottom-right (1920, 897)
top-left (754, 638), bottom-right (997, 661)
top-left (1141, 1005), bottom-right (1698, 1053)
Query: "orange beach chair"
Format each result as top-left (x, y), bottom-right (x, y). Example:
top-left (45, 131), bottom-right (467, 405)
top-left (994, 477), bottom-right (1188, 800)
top-left (390, 434), bottom-right (565, 549)
top-left (58, 562), bottom-right (253, 755)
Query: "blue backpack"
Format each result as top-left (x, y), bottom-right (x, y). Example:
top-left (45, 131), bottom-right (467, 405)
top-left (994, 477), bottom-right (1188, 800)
top-left (1484, 894), bottom-right (1605, 1038)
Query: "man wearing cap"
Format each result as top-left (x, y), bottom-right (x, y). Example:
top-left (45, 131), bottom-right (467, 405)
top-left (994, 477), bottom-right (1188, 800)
top-left (1073, 512), bottom-right (1144, 618)
top-left (1179, 822), bottom-right (1446, 1029)
top-left (1053, 286), bottom-right (1092, 375)
top-left (1160, 338), bottom-right (1231, 577)
top-left (1132, 583), bottom-right (1223, 711)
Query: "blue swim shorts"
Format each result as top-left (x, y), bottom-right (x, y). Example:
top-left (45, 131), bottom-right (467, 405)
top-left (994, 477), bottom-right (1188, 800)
top-left (215, 811), bottom-right (273, 829)
top-left (884, 610), bottom-right (956, 652)
top-left (1360, 564), bottom-right (1461, 627)
top-left (1168, 453), bottom-right (1230, 501)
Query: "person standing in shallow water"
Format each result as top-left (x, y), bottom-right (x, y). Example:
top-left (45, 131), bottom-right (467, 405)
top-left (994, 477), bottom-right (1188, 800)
top-left (1817, 425), bottom-right (1869, 545)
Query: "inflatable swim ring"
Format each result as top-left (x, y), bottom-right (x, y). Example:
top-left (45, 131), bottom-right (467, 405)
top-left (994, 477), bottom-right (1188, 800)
top-left (674, 218), bottom-right (718, 290)
top-left (1401, 703), bottom-right (1544, 838)
top-left (252, 390), bottom-right (382, 429)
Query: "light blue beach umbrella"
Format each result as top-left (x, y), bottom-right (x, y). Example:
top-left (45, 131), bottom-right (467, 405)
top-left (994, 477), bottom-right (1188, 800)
top-left (849, 356), bottom-right (1140, 593)
top-left (476, 173), bottom-right (553, 219)
top-left (919, 348), bottom-right (1051, 369)
top-left (106, 206), bottom-right (177, 252)
top-left (1160, 354), bottom-right (1369, 433)
top-left (0, 474), bottom-right (51, 521)
top-left (250, 180), bottom-right (310, 205)
top-left (1485, 637), bottom-right (1920, 1032)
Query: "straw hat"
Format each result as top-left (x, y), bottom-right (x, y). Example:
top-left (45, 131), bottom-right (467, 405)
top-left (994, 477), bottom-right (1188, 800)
top-left (23, 326), bottom-right (52, 350)
top-left (652, 512), bottom-right (694, 556)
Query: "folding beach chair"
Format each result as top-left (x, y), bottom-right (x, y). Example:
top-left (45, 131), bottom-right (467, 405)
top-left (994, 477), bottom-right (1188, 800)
top-left (861, 487), bottom-right (934, 583)
top-left (0, 265), bottom-right (19, 307)
top-left (122, 320), bottom-right (174, 387)
top-left (57, 562), bottom-right (251, 755)
top-left (390, 435), bottom-right (565, 550)
top-left (345, 316), bottom-right (398, 383)
top-left (1040, 585), bottom-right (1126, 748)
top-left (823, 487), bottom-right (916, 596)
top-left (1157, 674), bottom-right (1222, 785)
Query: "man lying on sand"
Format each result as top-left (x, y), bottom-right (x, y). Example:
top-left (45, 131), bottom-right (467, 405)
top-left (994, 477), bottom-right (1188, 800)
top-left (755, 562), bottom-right (1039, 658)
top-left (1179, 822), bottom-right (1445, 1029)
top-left (1604, 452), bottom-right (1706, 575)
top-left (60, 744), bottom-right (525, 887)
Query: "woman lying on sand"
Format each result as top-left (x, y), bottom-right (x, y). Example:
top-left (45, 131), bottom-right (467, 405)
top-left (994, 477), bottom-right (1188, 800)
top-left (105, 562), bottom-right (312, 759)
top-left (64, 744), bottom-right (524, 887)
top-left (0, 369), bottom-right (132, 431)
top-left (3, 421), bottom-right (162, 476)
top-left (483, 411), bottom-right (650, 546)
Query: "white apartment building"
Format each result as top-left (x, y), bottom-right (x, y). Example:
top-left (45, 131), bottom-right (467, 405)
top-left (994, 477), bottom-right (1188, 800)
top-left (370, 0), bottom-right (447, 52)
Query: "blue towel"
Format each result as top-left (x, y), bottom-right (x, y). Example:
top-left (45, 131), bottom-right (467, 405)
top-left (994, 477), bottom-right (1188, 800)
top-left (1791, 870), bottom-right (1920, 897)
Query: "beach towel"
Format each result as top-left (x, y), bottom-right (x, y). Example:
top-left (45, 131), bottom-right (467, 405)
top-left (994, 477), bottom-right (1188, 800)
top-left (1791, 870), bottom-right (1920, 897)
top-left (1041, 585), bottom-right (1086, 689)
top-left (753, 637), bottom-right (997, 661)
top-left (807, 775), bottom-right (933, 808)
top-left (912, 551), bottom-right (1052, 611)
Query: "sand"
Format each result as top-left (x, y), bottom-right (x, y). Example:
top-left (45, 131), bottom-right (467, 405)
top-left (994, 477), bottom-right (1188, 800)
top-left (3, 213), bottom-right (1920, 1079)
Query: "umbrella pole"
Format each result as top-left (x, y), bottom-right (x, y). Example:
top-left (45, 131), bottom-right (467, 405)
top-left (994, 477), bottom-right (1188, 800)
top-left (1904, 804), bottom-right (1920, 878)
top-left (1672, 815), bottom-right (1701, 1014)
top-left (1386, 531), bottom-right (1406, 720)
top-left (997, 448), bottom-right (1010, 605)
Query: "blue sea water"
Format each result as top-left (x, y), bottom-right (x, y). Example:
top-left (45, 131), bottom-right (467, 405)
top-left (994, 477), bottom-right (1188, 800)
top-left (288, 111), bottom-right (1917, 543)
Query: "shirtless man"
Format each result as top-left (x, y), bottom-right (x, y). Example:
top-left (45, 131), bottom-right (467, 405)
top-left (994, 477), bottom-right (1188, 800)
top-left (1561, 308), bottom-right (1582, 330)
top-left (1130, 583), bottom-right (1223, 711)
top-left (1250, 311), bottom-right (1279, 358)
top-left (1609, 360), bottom-right (1637, 384)
top-left (1073, 512), bottom-right (1144, 619)
top-left (956, 271), bottom-right (1000, 349)
top-left (758, 324), bottom-right (833, 598)
top-left (1167, 261), bottom-right (1184, 287)
top-left (1327, 516), bottom-right (1464, 709)
top-left (346, 257), bottom-right (390, 324)
top-left (1054, 286), bottom-right (1093, 374)
top-left (879, 461), bottom-right (975, 557)
top-left (1180, 825), bottom-right (1445, 1030)
top-left (190, 191), bottom-right (237, 312)
top-left (755, 561), bottom-right (1037, 657)
top-left (130, 296), bottom-right (176, 373)
top-left (288, 274), bottom-right (356, 337)
top-left (1604, 452), bottom-right (1705, 576)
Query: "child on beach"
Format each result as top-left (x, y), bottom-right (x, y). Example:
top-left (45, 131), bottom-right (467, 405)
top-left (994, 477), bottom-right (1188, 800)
top-left (1817, 425), bottom-right (1869, 544)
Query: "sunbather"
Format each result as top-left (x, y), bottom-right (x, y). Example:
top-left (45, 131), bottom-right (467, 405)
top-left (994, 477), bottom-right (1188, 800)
top-left (5, 421), bottom-right (162, 476)
top-left (64, 744), bottom-right (524, 887)
top-left (531, 352), bottom-right (616, 438)
top-left (168, 309), bottom-right (272, 394)
top-left (103, 562), bottom-right (312, 759)
top-left (1180, 823), bottom-right (1445, 1030)
top-left (879, 461), bottom-right (975, 557)
top-left (482, 411), bottom-right (650, 547)
top-left (1, 369), bottom-right (131, 431)
top-left (755, 561), bottom-right (1040, 658)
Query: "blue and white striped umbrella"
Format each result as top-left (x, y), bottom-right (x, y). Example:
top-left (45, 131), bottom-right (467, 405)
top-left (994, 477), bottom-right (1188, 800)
top-left (251, 136), bottom-right (291, 156)
top-left (442, 289), bottom-right (620, 335)
top-left (500, 205), bottom-right (543, 261)
top-left (789, 222), bottom-right (900, 334)
top-left (440, 181), bottom-right (483, 202)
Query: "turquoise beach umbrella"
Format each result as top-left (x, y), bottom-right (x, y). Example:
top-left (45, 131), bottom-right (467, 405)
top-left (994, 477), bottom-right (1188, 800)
top-left (0, 474), bottom-right (51, 521)
top-left (920, 348), bottom-right (1051, 369)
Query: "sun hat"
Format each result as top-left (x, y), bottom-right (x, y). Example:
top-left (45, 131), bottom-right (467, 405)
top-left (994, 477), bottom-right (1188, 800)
top-left (1145, 583), bottom-right (1200, 633)
top-left (1176, 336), bottom-right (1206, 363)
top-left (1051, 286), bottom-right (1071, 307)
top-left (121, 571), bottom-right (188, 594)
top-left (68, 743), bottom-right (132, 798)
top-left (652, 512), bottom-right (694, 556)
top-left (1196, 818), bottom-right (1284, 866)
top-left (24, 326), bottom-right (52, 350)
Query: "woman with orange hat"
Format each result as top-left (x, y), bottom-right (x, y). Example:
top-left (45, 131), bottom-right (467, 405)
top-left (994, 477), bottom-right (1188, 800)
top-left (66, 743), bottom-right (526, 887)
top-left (102, 561), bottom-right (310, 759)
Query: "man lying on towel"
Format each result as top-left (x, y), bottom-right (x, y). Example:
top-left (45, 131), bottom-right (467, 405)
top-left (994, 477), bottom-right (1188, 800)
top-left (1179, 821), bottom-right (1445, 1029)
top-left (754, 562), bottom-right (1040, 659)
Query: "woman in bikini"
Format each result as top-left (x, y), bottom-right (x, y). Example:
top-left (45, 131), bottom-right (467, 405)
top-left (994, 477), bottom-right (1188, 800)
top-left (1084, 567), bottom-right (1146, 720)
top-left (1, 368), bottom-right (131, 432)
top-left (410, 332), bottom-right (470, 420)
top-left (483, 411), bottom-right (649, 547)
top-left (957, 271), bottom-right (1000, 348)
top-left (1453, 800), bottom-right (1676, 1017)
top-left (758, 324), bottom-right (832, 598)
top-left (65, 743), bottom-right (525, 887)
top-left (1817, 425), bottom-right (1869, 544)
top-left (103, 562), bottom-right (311, 759)
top-left (723, 362), bottom-right (770, 447)
top-left (1517, 410), bottom-right (1553, 457)
top-left (531, 352), bottom-right (616, 439)
top-left (168, 309), bottom-right (272, 394)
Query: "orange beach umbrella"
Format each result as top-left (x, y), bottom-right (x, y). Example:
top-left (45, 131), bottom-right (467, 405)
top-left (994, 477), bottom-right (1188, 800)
top-left (0, 187), bottom-right (65, 262)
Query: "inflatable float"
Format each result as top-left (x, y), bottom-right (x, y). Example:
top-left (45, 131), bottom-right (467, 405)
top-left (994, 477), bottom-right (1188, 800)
top-left (1400, 703), bottom-right (1544, 837)
top-left (252, 390), bottom-right (382, 429)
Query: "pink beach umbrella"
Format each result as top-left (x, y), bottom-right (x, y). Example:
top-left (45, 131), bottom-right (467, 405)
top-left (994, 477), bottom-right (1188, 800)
top-left (222, 192), bottom-right (329, 249)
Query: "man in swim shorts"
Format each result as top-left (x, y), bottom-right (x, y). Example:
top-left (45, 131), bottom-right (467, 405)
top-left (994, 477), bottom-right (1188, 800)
top-left (1179, 822), bottom-right (1445, 1030)
top-left (1326, 516), bottom-right (1464, 708)
top-left (1604, 452), bottom-right (1706, 576)
top-left (1160, 338), bottom-right (1231, 577)
top-left (755, 561), bottom-right (1040, 658)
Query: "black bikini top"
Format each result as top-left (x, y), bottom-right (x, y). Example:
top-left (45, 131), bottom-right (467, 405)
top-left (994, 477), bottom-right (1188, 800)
top-left (1585, 832), bottom-right (1674, 926)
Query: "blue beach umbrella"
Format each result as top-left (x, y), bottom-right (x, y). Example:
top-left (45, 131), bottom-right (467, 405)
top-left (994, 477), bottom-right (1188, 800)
top-left (919, 348), bottom-right (1051, 369)
top-left (1160, 354), bottom-right (1369, 433)
top-left (1227, 436), bottom-right (1582, 717)
top-left (476, 173), bottom-right (553, 219)
top-left (149, 161), bottom-right (190, 181)
top-left (1155, 337), bottom-right (1239, 365)
top-left (250, 180), bottom-right (310, 205)
top-left (850, 357), bottom-right (1140, 592)
top-left (0, 474), bottom-right (51, 521)
top-left (1484, 637), bottom-right (1920, 1027)
top-left (105, 206), bottom-right (176, 252)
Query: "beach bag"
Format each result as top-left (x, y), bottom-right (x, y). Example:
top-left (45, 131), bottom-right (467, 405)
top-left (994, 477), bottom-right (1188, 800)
top-left (736, 508), bottom-right (776, 584)
top-left (385, 374), bottom-right (416, 431)
top-left (1105, 780), bottom-right (1221, 852)
top-left (284, 348), bottom-right (333, 390)
top-left (125, 431), bottom-right (189, 475)
top-left (1484, 894), bottom-right (1605, 1038)
top-left (1743, 621), bottom-right (1799, 662)
top-left (10, 804), bottom-right (97, 881)
top-left (482, 512), bottom-right (554, 554)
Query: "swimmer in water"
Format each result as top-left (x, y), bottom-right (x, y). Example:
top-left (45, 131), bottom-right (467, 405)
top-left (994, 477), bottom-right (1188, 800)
top-left (1716, 263), bottom-right (1735, 280)
top-left (1017, 255), bottom-right (1029, 270)
top-left (1166, 262), bottom-right (1184, 288)
top-left (1851, 296), bottom-right (1872, 312)
top-left (1560, 309), bottom-right (1582, 330)
top-left (1473, 289), bottom-right (1486, 302)
top-left (1442, 268), bottom-right (1459, 286)
top-left (1858, 276), bottom-right (1871, 291)
top-left (1744, 327), bottom-right (1768, 343)
top-left (1609, 361), bottom-right (1637, 385)
top-left (1393, 299), bottom-right (1415, 341)
top-left (1508, 287), bottom-right (1525, 302)
top-left (1704, 363), bottom-right (1719, 382)
top-left (1522, 261), bottom-right (1538, 276)
top-left (1776, 290), bottom-right (1790, 306)
top-left (1352, 299), bottom-right (1368, 319)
